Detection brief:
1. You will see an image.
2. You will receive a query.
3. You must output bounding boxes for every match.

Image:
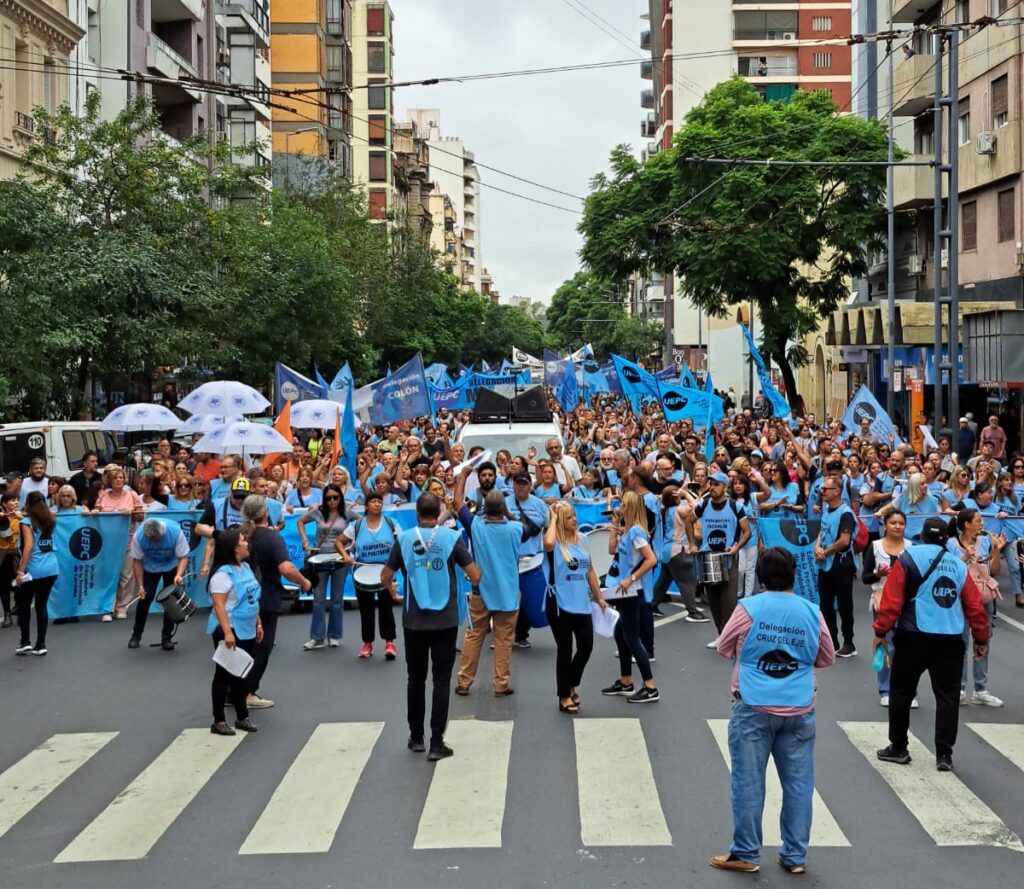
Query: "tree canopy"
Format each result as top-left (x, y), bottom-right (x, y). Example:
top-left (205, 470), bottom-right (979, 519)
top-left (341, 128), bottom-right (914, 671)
top-left (578, 78), bottom-right (892, 402)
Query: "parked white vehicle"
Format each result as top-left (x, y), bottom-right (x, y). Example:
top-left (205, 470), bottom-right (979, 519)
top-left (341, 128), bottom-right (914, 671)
top-left (0, 422), bottom-right (117, 478)
top-left (455, 420), bottom-right (562, 461)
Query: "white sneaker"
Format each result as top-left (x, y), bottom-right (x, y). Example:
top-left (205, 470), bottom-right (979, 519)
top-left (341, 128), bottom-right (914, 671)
top-left (959, 690), bottom-right (968, 706)
top-left (706, 637), bottom-right (720, 650)
top-left (303, 639), bottom-right (326, 651)
top-left (880, 695), bottom-right (889, 707)
top-left (246, 694), bottom-right (274, 710)
top-left (328, 638), bottom-right (341, 648)
top-left (911, 697), bottom-right (920, 709)
top-left (114, 611), bottom-right (128, 620)
top-left (100, 614), bottom-right (113, 623)
top-left (971, 689), bottom-right (1004, 708)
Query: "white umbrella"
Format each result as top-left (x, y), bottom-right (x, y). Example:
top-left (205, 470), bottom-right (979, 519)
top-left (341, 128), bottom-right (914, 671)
top-left (288, 399), bottom-right (341, 429)
top-left (179, 413), bottom-right (244, 435)
top-left (100, 403), bottom-right (181, 432)
top-left (178, 381), bottom-right (270, 417)
top-left (192, 421), bottom-right (293, 457)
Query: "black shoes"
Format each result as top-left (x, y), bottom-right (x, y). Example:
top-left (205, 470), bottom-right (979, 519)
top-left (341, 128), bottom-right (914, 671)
top-left (936, 753), bottom-right (953, 772)
top-left (211, 722), bottom-right (236, 736)
top-left (836, 642), bottom-right (858, 658)
top-left (876, 744), bottom-right (912, 765)
top-left (161, 638), bottom-right (175, 651)
top-left (602, 680), bottom-right (635, 696)
top-left (427, 742), bottom-right (454, 762)
top-left (127, 636), bottom-right (140, 649)
top-left (234, 718), bottom-right (258, 733)
top-left (408, 736), bottom-right (426, 753)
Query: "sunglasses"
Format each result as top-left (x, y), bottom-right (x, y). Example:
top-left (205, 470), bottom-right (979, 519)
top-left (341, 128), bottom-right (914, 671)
top-left (324, 495), bottom-right (341, 501)
top-left (231, 492), bottom-right (247, 500)
top-left (178, 485), bottom-right (193, 491)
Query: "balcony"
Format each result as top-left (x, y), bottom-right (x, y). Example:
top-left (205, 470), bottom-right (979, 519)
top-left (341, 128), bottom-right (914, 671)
top-left (641, 89), bottom-right (655, 109)
top-left (640, 30), bottom-right (651, 51)
top-left (147, 31), bottom-right (199, 83)
top-left (640, 59), bottom-right (653, 80)
top-left (641, 111), bottom-right (657, 139)
top-left (891, 51), bottom-right (941, 116)
top-left (893, 154), bottom-right (941, 210)
top-left (151, 0), bottom-right (204, 22)
top-left (215, 2), bottom-right (270, 48)
top-left (14, 111), bottom-right (35, 135)
top-left (734, 11), bottom-right (798, 46)
top-left (892, 0), bottom-right (940, 24)
top-left (738, 55), bottom-right (797, 77)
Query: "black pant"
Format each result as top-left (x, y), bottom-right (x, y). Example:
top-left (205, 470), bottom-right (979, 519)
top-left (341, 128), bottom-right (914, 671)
top-left (888, 630), bottom-right (966, 758)
top-left (652, 553), bottom-right (698, 612)
top-left (613, 596), bottom-right (653, 682)
top-left (248, 609), bottom-right (278, 696)
top-left (545, 595), bottom-right (594, 699)
top-left (0, 553), bottom-right (16, 615)
top-left (16, 575), bottom-right (56, 648)
top-left (404, 625), bottom-right (458, 745)
top-left (211, 627), bottom-right (256, 722)
top-left (639, 597), bottom-right (655, 657)
top-left (515, 607), bottom-right (531, 642)
top-left (818, 563), bottom-right (855, 648)
top-left (134, 570), bottom-right (177, 641)
top-left (356, 584), bottom-right (396, 643)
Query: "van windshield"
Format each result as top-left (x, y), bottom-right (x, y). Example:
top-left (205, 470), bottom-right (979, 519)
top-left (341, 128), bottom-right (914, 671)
top-left (0, 432), bottom-right (46, 477)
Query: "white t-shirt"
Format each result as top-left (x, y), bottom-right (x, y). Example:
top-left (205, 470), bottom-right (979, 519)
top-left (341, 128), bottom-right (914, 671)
top-left (129, 524), bottom-right (190, 560)
top-left (18, 476), bottom-right (48, 508)
top-left (552, 454), bottom-right (582, 486)
top-left (210, 570), bottom-right (239, 613)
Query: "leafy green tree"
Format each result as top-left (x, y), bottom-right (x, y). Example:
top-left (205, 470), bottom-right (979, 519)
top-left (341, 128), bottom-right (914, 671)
top-left (460, 301), bottom-right (547, 367)
top-left (579, 78), bottom-right (891, 404)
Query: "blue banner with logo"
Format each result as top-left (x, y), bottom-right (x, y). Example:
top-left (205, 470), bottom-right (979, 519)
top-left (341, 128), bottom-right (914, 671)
top-left (429, 377), bottom-right (473, 411)
top-left (557, 358), bottom-right (579, 413)
top-left (47, 514), bottom-right (129, 618)
top-left (611, 354), bottom-right (659, 414)
top-left (841, 385), bottom-right (903, 446)
top-left (740, 325), bottom-right (791, 419)
top-left (275, 362), bottom-right (328, 414)
top-left (544, 349), bottom-right (566, 389)
top-left (758, 516), bottom-right (822, 605)
top-left (368, 353), bottom-right (433, 426)
top-left (327, 362), bottom-right (355, 404)
top-left (581, 356), bottom-right (610, 393)
top-left (658, 381), bottom-right (725, 425)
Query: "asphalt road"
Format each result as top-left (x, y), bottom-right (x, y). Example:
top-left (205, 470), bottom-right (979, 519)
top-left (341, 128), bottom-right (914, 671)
top-left (3, 584), bottom-right (1024, 889)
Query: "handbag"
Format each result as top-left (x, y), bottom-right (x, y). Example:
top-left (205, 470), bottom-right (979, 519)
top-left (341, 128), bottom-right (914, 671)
top-left (968, 560), bottom-right (1002, 604)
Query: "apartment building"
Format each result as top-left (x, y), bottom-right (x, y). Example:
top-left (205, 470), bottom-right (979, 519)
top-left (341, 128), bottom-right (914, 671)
top-left (270, 0), bottom-right (353, 189)
top-left (428, 186), bottom-right (462, 278)
top-left (407, 108), bottom-right (481, 290)
top-left (392, 118), bottom-right (432, 239)
top-left (0, 1), bottom-right (84, 179)
top-left (351, 0), bottom-right (393, 218)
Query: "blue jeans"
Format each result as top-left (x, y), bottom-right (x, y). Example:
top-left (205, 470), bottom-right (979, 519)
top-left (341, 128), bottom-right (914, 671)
top-left (310, 566), bottom-right (347, 642)
top-left (728, 699), bottom-right (816, 866)
top-left (961, 600), bottom-right (995, 691)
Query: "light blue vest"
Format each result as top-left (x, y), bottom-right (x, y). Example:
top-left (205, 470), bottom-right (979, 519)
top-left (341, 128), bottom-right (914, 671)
top-left (738, 592), bottom-right (821, 708)
top-left (607, 525), bottom-right (654, 603)
top-left (470, 519), bottom-right (523, 611)
top-left (549, 541), bottom-right (592, 614)
top-left (399, 525), bottom-right (460, 612)
top-left (352, 516), bottom-right (397, 564)
top-left (819, 503), bottom-right (856, 572)
top-left (697, 498), bottom-right (740, 554)
top-left (207, 563), bottom-right (261, 639)
top-left (901, 543), bottom-right (969, 635)
top-left (26, 526), bottom-right (59, 578)
top-left (134, 522), bottom-right (181, 573)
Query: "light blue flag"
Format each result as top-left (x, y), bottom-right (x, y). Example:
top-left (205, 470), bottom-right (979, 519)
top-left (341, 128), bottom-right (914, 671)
top-left (340, 383), bottom-right (360, 484)
top-left (758, 517), bottom-right (822, 605)
top-left (48, 514), bottom-right (131, 618)
top-left (703, 368), bottom-right (713, 393)
top-left (602, 362), bottom-right (621, 393)
top-left (314, 366), bottom-right (329, 389)
top-left (327, 362), bottom-right (355, 404)
top-left (740, 325), bottom-right (791, 419)
top-left (429, 376), bottom-right (473, 411)
top-left (655, 365), bottom-right (679, 382)
top-left (611, 354), bottom-right (659, 414)
top-left (544, 348), bottom-right (566, 389)
top-left (679, 364), bottom-right (699, 390)
top-left (581, 356), bottom-right (609, 393)
top-left (424, 362), bottom-right (453, 388)
top-left (557, 358), bottom-right (579, 412)
top-left (841, 385), bottom-right (903, 446)
top-left (369, 353), bottom-right (432, 425)
top-left (275, 362), bottom-right (327, 413)
top-left (658, 381), bottom-right (725, 425)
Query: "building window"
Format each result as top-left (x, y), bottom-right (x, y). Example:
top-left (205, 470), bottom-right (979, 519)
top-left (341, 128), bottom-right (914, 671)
top-left (811, 16), bottom-right (832, 31)
top-left (368, 114), bottom-right (387, 144)
top-left (812, 52), bottom-right (832, 69)
top-left (962, 201), bottom-right (977, 251)
top-left (993, 75), bottom-right (1009, 128)
top-left (367, 43), bottom-right (386, 74)
top-left (367, 79), bottom-right (387, 110)
top-left (958, 102), bottom-right (970, 145)
top-left (42, 59), bottom-right (55, 113)
top-left (369, 151), bottom-right (387, 182)
top-left (998, 188), bottom-right (1015, 242)
top-left (956, 0), bottom-right (970, 23)
top-left (327, 0), bottom-right (344, 34)
top-left (992, 0), bottom-right (1009, 15)
top-left (367, 6), bottom-right (386, 35)
top-left (369, 188), bottom-right (388, 220)
top-left (917, 122), bottom-right (933, 155)
top-left (327, 44), bottom-right (344, 81)
top-left (328, 93), bottom-right (344, 130)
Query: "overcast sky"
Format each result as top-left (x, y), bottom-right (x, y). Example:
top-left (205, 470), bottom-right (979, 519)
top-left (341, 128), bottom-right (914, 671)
top-left (392, 0), bottom-right (642, 304)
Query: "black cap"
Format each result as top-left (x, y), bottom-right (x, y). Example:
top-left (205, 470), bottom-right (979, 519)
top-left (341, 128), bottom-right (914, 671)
top-left (511, 472), bottom-right (532, 484)
top-left (921, 516), bottom-right (950, 546)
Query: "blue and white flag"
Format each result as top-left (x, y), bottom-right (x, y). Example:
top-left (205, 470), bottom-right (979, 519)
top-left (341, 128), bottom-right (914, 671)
top-left (758, 516), bottom-right (822, 605)
top-left (569, 343), bottom-right (594, 362)
top-left (429, 376), bottom-right (473, 411)
top-left (48, 514), bottom-right (132, 618)
top-left (581, 356), bottom-right (610, 393)
top-left (275, 363), bottom-right (327, 414)
top-left (740, 325), bottom-right (791, 419)
top-left (544, 349), bottom-right (566, 389)
top-left (327, 362), bottom-right (355, 404)
top-left (658, 382), bottom-right (725, 425)
top-left (424, 362), bottom-right (454, 389)
top-left (340, 383), bottom-right (360, 483)
top-left (611, 354), bottom-right (659, 414)
top-left (557, 358), bottom-right (579, 413)
top-left (678, 364), bottom-right (699, 390)
top-left (368, 353), bottom-right (432, 425)
top-left (841, 386), bottom-right (902, 445)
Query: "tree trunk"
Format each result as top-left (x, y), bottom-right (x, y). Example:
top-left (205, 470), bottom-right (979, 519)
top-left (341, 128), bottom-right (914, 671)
top-left (76, 352), bottom-right (91, 419)
top-left (772, 351), bottom-right (800, 413)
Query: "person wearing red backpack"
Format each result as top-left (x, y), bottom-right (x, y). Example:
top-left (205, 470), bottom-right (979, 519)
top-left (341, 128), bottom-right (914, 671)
top-left (815, 478), bottom-right (860, 657)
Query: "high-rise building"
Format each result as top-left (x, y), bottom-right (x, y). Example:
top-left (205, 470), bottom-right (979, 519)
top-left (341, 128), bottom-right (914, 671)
top-left (429, 186), bottom-right (462, 277)
top-left (271, 0), bottom-right (353, 189)
top-left (0, 1), bottom-right (84, 179)
top-left (407, 108), bottom-right (481, 290)
top-left (393, 119), bottom-right (432, 239)
top-left (352, 0), bottom-right (394, 219)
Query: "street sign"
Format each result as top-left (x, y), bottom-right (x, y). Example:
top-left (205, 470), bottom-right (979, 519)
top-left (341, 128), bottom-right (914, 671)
top-left (893, 369), bottom-right (903, 392)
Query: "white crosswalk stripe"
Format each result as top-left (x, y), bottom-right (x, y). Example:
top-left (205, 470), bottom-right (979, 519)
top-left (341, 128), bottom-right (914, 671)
top-left (839, 721), bottom-right (1024, 853)
top-left (574, 718), bottom-right (672, 846)
top-left (240, 722), bottom-right (384, 855)
top-left (0, 732), bottom-right (117, 841)
top-left (414, 720), bottom-right (513, 849)
top-left (968, 722), bottom-right (1024, 772)
top-left (55, 729), bottom-right (246, 862)
top-left (707, 719), bottom-right (850, 847)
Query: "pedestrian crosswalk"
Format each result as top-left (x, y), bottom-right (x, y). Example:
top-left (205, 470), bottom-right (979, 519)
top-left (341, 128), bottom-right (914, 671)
top-left (2, 718), bottom-right (1024, 863)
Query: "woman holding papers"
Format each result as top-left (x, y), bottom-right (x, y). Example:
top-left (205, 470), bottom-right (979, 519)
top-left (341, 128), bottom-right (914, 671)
top-left (207, 528), bottom-right (263, 736)
top-left (543, 503), bottom-right (607, 714)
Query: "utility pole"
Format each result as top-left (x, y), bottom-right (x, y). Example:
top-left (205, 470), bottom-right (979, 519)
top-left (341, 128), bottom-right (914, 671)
top-left (885, 1), bottom-right (896, 419)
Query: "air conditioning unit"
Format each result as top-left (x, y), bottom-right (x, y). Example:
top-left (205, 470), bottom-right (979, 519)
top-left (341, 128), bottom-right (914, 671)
top-left (976, 131), bottom-right (997, 155)
top-left (907, 255), bottom-right (924, 275)
top-left (940, 248), bottom-right (949, 269)
top-left (783, 32), bottom-right (797, 41)
top-left (216, 51), bottom-right (231, 67)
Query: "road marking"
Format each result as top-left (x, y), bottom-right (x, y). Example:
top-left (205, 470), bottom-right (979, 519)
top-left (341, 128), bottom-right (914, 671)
top-left (414, 720), bottom-right (513, 849)
top-left (574, 718), bottom-right (672, 847)
top-left (707, 719), bottom-right (849, 847)
top-left (840, 721), bottom-right (1024, 852)
top-left (967, 723), bottom-right (1024, 773)
top-left (0, 733), bottom-right (118, 840)
top-left (240, 722), bottom-right (383, 855)
top-left (995, 611), bottom-right (1024, 634)
top-left (55, 729), bottom-right (244, 862)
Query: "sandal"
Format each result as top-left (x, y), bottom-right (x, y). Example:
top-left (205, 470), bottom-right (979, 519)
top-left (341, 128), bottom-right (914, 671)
top-left (558, 700), bottom-right (580, 714)
top-left (570, 690), bottom-right (580, 705)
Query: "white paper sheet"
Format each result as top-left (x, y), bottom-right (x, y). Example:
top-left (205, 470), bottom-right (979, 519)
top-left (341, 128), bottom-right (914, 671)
top-left (212, 641), bottom-right (255, 678)
top-left (591, 602), bottom-right (620, 638)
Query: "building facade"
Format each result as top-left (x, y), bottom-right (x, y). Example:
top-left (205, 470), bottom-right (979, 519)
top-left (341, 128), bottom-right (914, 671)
top-left (392, 118), bottom-right (431, 239)
top-left (351, 0), bottom-right (393, 218)
top-left (428, 186), bottom-right (462, 278)
top-left (0, 0), bottom-right (84, 179)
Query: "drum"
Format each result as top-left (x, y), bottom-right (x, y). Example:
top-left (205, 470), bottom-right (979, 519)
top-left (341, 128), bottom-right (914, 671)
top-left (353, 562), bottom-right (386, 593)
top-left (585, 527), bottom-right (613, 579)
top-left (518, 554), bottom-right (548, 629)
top-left (155, 583), bottom-right (196, 624)
top-left (306, 553), bottom-right (346, 572)
top-left (698, 551), bottom-right (727, 585)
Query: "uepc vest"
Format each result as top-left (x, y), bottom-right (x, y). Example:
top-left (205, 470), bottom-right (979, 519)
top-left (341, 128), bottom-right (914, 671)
top-left (738, 592), bottom-right (821, 708)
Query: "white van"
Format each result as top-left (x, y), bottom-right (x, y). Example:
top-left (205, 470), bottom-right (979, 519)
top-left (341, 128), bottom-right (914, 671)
top-left (456, 420), bottom-right (562, 461)
top-left (0, 422), bottom-right (117, 479)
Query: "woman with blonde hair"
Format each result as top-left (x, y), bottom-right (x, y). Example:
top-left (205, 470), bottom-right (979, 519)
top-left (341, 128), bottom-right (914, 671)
top-left (942, 466), bottom-right (972, 513)
top-left (543, 502), bottom-right (607, 713)
top-left (54, 485), bottom-right (82, 515)
top-left (877, 473), bottom-right (941, 538)
top-left (601, 491), bottom-right (660, 704)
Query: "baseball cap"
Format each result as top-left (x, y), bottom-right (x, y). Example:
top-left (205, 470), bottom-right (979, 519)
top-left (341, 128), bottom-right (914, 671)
top-left (751, 449), bottom-right (764, 459)
top-left (710, 471), bottom-right (730, 485)
top-left (959, 417), bottom-right (969, 423)
top-left (511, 472), bottom-right (532, 484)
top-left (921, 516), bottom-right (951, 546)
top-left (230, 478), bottom-right (251, 496)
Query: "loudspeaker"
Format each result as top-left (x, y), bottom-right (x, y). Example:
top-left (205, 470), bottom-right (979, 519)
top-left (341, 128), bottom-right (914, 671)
top-left (472, 387), bottom-right (512, 422)
top-left (511, 387), bottom-right (550, 420)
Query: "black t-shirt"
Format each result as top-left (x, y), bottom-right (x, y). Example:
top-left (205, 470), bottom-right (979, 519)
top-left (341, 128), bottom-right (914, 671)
top-left (385, 535), bottom-right (473, 630)
top-left (68, 470), bottom-right (101, 501)
top-left (246, 525), bottom-right (291, 612)
top-left (422, 440), bottom-right (446, 458)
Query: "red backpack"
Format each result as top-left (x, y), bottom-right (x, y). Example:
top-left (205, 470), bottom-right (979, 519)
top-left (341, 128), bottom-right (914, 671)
top-left (853, 516), bottom-right (870, 554)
